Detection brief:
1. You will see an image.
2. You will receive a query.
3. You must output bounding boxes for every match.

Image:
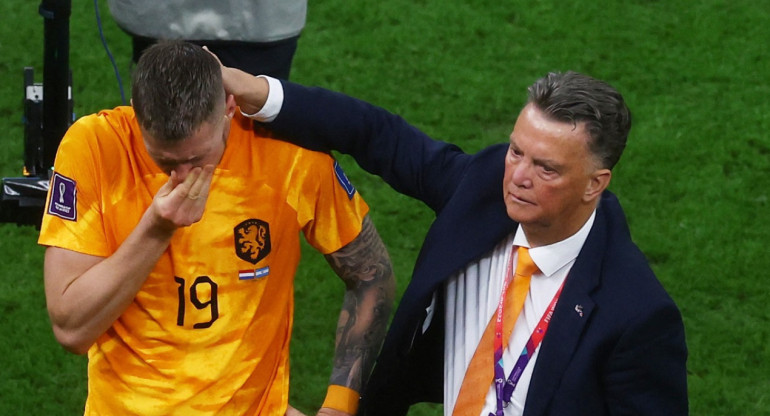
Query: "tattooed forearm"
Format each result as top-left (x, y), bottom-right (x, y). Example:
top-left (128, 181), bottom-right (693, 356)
top-left (324, 215), bottom-right (396, 393)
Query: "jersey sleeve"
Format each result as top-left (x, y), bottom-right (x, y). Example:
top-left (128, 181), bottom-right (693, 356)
top-left (293, 152), bottom-right (369, 254)
top-left (38, 115), bottom-right (111, 257)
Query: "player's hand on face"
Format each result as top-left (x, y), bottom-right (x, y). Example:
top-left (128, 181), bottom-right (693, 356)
top-left (151, 164), bottom-right (215, 230)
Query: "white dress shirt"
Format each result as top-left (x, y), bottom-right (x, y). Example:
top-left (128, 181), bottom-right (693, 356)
top-left (444, 213), bottom-right (595, 416)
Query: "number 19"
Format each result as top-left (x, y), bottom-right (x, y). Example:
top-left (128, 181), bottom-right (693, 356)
top-left (174, 275), bottom-right (219, 329)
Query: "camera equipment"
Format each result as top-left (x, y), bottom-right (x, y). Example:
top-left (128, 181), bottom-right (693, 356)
top-left (0, 0), bottom-right (73, 227)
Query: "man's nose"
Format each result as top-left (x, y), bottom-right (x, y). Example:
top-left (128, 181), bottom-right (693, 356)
top-left (174, 163), bottom-right (196, 181)
top-left (511, 160), bottom-right (533, 187)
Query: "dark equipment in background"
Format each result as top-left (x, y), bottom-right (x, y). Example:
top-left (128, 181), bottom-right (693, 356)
top-left (0, 0), bottom-right (73, 227)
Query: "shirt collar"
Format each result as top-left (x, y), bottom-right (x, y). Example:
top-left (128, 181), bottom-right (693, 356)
top-left (512, 210), bottom-right (596, 277)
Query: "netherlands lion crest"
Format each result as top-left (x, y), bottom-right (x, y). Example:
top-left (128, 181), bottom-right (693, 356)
top-left (234, 219), bottom-right (271, 264)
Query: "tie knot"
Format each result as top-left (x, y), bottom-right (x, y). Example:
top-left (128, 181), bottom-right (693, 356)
top-left (515, 246), bottom-right (539, 277)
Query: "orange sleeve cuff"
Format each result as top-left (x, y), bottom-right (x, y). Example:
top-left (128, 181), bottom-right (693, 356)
top-left (321, 385), bottom-right (360, 414)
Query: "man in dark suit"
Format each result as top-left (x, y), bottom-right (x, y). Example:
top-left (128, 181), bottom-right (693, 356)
top-left (221, 65), bottom-right (688, 415)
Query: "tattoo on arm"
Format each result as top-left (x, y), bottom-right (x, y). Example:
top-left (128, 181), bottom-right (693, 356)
top-left (324, 215), bottom-right (396, 393)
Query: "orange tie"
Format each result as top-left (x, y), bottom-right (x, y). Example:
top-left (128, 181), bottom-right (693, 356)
top-left (452, 246), bottom-right (538, 416)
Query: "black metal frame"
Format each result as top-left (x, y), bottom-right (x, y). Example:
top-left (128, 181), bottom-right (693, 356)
top-left (0, 0), bottom-right (72, 227)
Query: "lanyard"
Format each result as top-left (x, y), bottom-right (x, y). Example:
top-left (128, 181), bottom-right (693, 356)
top-left (490, 251), bottom-right (564, 416)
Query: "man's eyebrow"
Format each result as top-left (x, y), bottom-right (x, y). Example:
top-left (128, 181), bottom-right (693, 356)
top-left (153, 154), bottom-right (202, 164)
top-left (533, 156), bottom-right (564, 171)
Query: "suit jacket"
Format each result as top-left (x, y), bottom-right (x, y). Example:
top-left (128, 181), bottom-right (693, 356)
top-left (264, 82), bottom-right (689, 416)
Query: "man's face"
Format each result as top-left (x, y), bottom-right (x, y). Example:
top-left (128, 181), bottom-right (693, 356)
top-left (503, 103), bottom-right (607, 246)
top-left (143, 113), bottom-right (230, 180)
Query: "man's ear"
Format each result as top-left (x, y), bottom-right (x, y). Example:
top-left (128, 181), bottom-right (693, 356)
top-left (225, 94), bottom-right (237, 119)
top-left (584, 169), bottom-right (611, 202)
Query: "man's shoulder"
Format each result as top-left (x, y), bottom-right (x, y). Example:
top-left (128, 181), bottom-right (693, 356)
top-left (590, 192), bottom-right (677, 306)
top-left (234, 114), bottom-right (335, 166)
top-left (67, 106), bottom-right (137, 144)
top-left (74, 105), bottom-right (136, 126)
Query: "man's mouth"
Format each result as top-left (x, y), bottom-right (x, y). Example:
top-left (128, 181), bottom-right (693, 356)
top-left (508, 192), bottom-right (533, 205)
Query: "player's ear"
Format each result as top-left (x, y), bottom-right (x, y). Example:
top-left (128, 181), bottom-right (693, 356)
top-left (225, 94), bottom-right (236, 119)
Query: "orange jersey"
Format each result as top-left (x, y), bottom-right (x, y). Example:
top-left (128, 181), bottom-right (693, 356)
top-left (38, 107), bottom-right (369, 415)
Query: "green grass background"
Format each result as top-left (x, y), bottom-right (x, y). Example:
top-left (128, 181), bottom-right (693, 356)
top-left (1, 0), bottom-right (769, 414)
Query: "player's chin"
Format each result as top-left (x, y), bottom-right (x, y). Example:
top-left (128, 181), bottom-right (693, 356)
top-left (504, 202), bottom-right (536, 223)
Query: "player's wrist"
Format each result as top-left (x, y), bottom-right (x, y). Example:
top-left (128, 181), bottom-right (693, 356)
top-left (321, 385), bottom-right (359, 415)
top-left (142, 204), bottom-right (180, 238)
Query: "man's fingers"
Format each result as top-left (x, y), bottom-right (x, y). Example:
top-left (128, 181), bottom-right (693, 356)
top-left (186, 165), bottom-right (214, 201)
top-left (159, 167), bottom-right (201, 205)
top-left (202, 46), bottom-right (224, 66)
top-left (157, 170), bottom-right (183, 198)
top-left (175, 167), bottom-right (200, 200)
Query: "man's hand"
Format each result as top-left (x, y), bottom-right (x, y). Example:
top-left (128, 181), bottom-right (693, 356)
top-left (204, 46), bottom-right (269, 115)
top-left (150, 165), bottom-right (215, 231)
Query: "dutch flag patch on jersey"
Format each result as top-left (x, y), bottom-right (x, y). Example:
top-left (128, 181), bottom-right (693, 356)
top-left (239, 267), bottom-right (270, 280)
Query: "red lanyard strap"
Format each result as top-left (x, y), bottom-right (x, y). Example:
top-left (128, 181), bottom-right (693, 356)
top-left (490, 272), bottom-right (565, 416)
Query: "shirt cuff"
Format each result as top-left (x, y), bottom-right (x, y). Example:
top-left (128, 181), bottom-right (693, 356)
top-left (240, 75), bottom-right (284, 122)
top-left (321, 385), bottom-right (360, 415)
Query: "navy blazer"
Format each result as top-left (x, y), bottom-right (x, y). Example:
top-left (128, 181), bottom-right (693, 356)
top-left (264, 82), bottom-right (688, 416)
